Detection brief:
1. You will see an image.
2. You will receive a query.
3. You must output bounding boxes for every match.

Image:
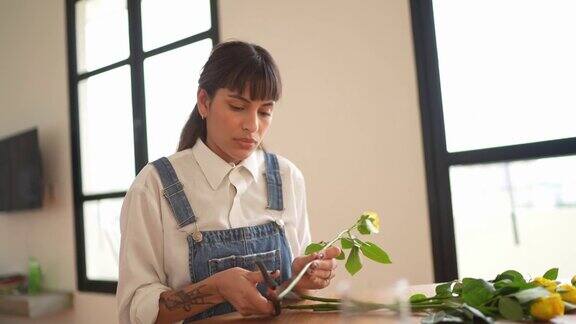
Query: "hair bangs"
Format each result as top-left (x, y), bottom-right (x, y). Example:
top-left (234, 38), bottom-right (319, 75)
top-left (223, 57), bottom-right (281, 102)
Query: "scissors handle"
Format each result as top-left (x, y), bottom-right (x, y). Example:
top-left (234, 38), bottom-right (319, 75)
top-left (255, 260), bottom-right (278, 288)
top-left (255, 260), bottom-right (282, 316)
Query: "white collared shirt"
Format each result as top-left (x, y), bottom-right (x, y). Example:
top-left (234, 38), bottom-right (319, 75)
top-left (116, 139), bottom-right (311, 324)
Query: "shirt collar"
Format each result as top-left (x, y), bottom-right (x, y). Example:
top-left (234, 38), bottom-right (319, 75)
top-left (192, 138), bottom-right (261, 190)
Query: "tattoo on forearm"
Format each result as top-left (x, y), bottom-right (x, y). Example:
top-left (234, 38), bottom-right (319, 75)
top-left (160, 285), bottom-right (215, 312)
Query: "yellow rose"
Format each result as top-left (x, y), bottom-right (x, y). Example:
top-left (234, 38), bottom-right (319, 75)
top-left (532, 277), bottom-right (558, 293)
top-left (357, 211), bottom-right (380, 234)
top-left (365, 211), bottom-right (380, 232)
top-left (557, 284), bottom-right (576, 303)
top-left (530, 294), bottom-right (565, 321)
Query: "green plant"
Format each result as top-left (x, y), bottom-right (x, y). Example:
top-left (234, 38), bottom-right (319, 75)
top-left (278, 211), bottom-right (391, 300)
top-left (286, 267), bottom-right (576, 323)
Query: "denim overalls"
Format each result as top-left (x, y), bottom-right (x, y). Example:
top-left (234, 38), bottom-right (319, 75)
top-left (151, 151), bottom-right (293, 322)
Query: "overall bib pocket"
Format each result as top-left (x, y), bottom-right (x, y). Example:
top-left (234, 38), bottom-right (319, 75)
top-left (208, 249), bottom-right (281, 276)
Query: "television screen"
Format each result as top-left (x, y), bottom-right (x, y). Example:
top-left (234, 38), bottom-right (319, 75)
top-left (0, 128), bottom-right (43, 212)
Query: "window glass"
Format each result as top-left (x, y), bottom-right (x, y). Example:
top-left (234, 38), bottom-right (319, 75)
top-left (75, 0), bottom-right (130, 72)
top-left (84, 198), bottom-right (123, 281)
top-left (141, 0), bottom-right (211, 51)
top-left (144, 39), bottom-right (212, 161)
top-left (433, 0), bottom-right (576, 152)
top-left (450, 155), bottom-right (576, 279)
top-left (78, 66), bottom-right (135, 195)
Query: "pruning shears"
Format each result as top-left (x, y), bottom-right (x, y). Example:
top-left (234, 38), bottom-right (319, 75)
top-left (255, 260), bottom-right (302, 316)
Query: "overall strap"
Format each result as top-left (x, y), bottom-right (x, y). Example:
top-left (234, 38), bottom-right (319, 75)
top-left (150, 157), bottom-right (197, 228)
top-left (263, 152), bottom-right (284, 211)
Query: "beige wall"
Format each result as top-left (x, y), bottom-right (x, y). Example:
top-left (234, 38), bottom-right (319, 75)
top-left (0, 0), bottom-right (433, 322)
top-left (0, 0), bottom-right (119, 323)
top-left (218, 0), bottom-right (434, 292)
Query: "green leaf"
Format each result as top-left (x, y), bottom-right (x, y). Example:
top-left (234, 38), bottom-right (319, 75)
top-left (495, 285), bottom-right (521, 296)
top-left (352, 238), bottom-right (364, 247)
top-left (461, 278), bottom-right (495, 307)
top-left (304, 242), bottom-right (326, 255)
top-left (340, 237), bottom-right (354, 249)
top-left (358, 214), bottom-right (370, 222)
top-left (335, 249), bottom-right (346, 260)
top-left (409, 293), bottom-right (427, 303)
top-left (477, 305), bottom-right (498, 317)
top-left (494, 270), bottom-right (526, 284)
top-left (493, 279), bottom-right (512, 289)
top-left (435, 281), bottom-right (454, 297)
top-left (357, 221), bottom-right (371, 234)
top-left (498, 297), bottom-right (524, 321)
top-left (357, 218), bottom-right (378, 234)
top-left (452, 282), bottom-right (463, 295)
top-left (462, 304), bottom-right (493, 323)
top-left (494, 278), bottom-right (533, 295)
top-left (543, 268), bottom-right (559, 280)
top-left (359, 242), bottom-right (391, 264)
top-left (345, 246), bottom-right (362, 275)
top-left (511, 286), bottom-right (550, 304)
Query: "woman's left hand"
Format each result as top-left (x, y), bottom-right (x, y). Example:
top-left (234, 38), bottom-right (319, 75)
top-left (291, 246), bottom-right (342, 291)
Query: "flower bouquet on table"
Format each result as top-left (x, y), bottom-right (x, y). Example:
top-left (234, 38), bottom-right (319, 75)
top-left (281, 212), bottom-right (576, 323)
top-left (406, 269), bottom-right (576, 323)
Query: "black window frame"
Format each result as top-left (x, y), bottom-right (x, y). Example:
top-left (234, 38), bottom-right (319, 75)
top-left (65, 0), bottom-right (220, 294)
top-left (410, 0), bottom-right (576, 282)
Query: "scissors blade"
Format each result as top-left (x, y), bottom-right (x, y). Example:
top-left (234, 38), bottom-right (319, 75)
top-left (254, 261), bottom-right (304, 302)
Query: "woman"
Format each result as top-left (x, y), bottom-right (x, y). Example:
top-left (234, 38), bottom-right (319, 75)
top-left (116, 41), bottom-right (341, 324)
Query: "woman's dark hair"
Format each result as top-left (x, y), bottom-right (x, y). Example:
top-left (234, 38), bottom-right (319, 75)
top-left (177, 41), bottom-right (282, 152)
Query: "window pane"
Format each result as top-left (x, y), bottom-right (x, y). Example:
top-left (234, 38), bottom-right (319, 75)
top-left (433, 0), bottom-right (576, 152)
top-left (144, 39), bottom-right (212, 161)
top-left (75, 0), bottom-right (130, 73)
top-left (78, 66), bottom-right (135, 194)
top-left (450, 155), bottom-right (576, 279)
top-left (141, 0), bottom-right (211, 51)
top-left (84, 198), bottom-right (123, 281)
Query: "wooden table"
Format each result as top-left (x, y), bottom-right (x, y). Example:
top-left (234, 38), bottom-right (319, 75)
top-left (197, 284), bottom-right (576, 324)
top-left (196, 285), bottom-right (432, 323)
top-left (199, 311), bottom-right (576, 324)
top-left (197, 310), bottom-right (422, 323)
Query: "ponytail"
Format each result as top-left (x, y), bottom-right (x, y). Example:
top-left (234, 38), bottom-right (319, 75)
top-left (177, 104), bottom-right (206, 151)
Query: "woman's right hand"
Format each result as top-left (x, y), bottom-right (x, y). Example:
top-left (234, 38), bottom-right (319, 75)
top-left (212, 267), bottom-right (280, 317)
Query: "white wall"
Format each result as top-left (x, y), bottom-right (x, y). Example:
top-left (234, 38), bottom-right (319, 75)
top-left (0, 0), bottom-right (433, 322)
